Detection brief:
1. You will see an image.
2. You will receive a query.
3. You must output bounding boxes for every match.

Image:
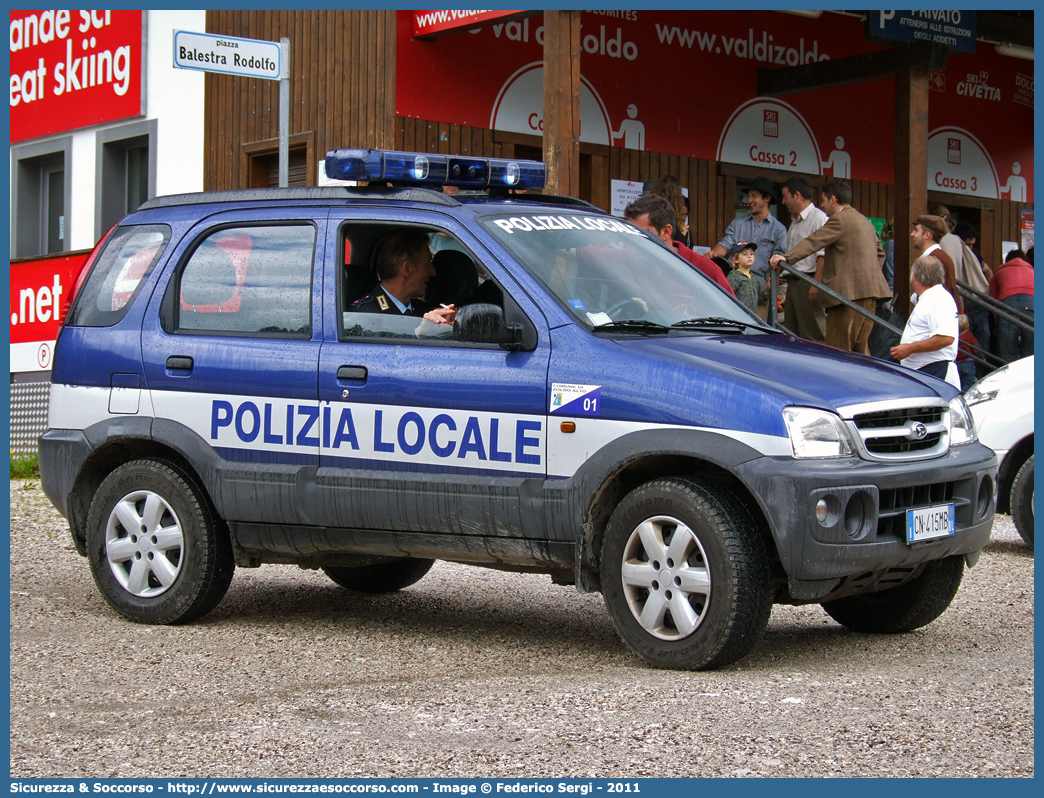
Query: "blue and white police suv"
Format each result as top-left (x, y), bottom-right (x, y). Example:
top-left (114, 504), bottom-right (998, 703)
top-left (40, 149), bottom-right (997, 670)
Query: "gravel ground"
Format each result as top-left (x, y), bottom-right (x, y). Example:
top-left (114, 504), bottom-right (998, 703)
top-left (9, 478), bottom-right (1034, 778)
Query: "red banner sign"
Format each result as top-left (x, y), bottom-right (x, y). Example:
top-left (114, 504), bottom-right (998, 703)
top-left (9, 9), bottom-right (144, 143)
top-left (10, 251), bottom-right (89, 372)
top-left (412, 10), bottom-right (528, 40)
top-left (396, 10), bottom-right (1033, 202)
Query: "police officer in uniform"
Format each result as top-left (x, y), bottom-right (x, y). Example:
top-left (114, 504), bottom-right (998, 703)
top-left (352, 229), bottom-right (455, 324)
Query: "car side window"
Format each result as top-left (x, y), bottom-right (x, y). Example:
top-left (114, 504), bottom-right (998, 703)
top-left (176, 225), bottom-right (315, 337)
top-left (65, 224), bottom-right (171, 328)
top-left (338, 224), bottom-right (504, 344)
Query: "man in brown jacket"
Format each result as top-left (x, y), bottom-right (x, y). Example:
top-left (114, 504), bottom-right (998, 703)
top-left (770, 179), bottom-right (892, 355)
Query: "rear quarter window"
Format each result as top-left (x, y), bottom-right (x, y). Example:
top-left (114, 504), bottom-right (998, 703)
top-left (65, 224), bottom-right (171, 327)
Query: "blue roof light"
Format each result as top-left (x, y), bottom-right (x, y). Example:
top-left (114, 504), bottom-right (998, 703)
top-left (324, 148), bottom-right (546, 190)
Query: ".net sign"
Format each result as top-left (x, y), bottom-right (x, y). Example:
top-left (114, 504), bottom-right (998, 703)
top-left (9, 10), bottom-right (144, 143)
top-left (10, 253), bottom-right (89, 373)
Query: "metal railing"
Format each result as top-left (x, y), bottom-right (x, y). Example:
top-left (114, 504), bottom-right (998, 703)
top-left (766, 260), bottom-right (902, 336)
top-left (765, 262), bottom-right (1032, 371)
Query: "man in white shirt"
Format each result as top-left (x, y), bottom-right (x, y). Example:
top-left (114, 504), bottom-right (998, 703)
top-left (779, 177), bottom-right (828, 342)
top-left (890, 255), bottom-right (959, 388)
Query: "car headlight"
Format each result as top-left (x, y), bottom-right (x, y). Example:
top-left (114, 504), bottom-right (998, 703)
top-left (782, 407), bottom-right (854, 458)
top-left (964, 364), bottom-right (1008, 407)
top-left (948, 394), bottom-right (978, 446)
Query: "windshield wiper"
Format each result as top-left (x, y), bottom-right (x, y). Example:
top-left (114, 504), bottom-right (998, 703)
top-left (592, 319), bottom-right (670, 334)
top-left (671, 316), bottom-right (772, 333)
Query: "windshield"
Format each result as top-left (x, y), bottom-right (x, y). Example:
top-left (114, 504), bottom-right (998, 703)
top-left (480, 211), bottom-right (762, 330)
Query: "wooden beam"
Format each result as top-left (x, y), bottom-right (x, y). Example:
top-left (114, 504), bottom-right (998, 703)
top-left (542, 10), bottom-right (581, 197)
top-left (893, 67), bottom-right (930, 319)
top-left (758, 44), bottom-right (949, 97)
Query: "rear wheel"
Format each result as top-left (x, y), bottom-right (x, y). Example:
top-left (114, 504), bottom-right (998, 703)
top-left (1010, 455), bottom-right (1034, 548)
top-left (322, 558), bottom-right (434, 593)
top-left (600, 478), bottom-right (772, 670)
top-left (822, 555), bottom-right (964, 633)
top-left (86, 459), bottom-right (234, 624)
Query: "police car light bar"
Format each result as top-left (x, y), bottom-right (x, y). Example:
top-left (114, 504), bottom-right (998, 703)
top-left (324, 149), bottom-right (546, 189)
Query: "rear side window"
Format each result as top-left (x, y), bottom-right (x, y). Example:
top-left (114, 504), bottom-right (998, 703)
top-left (65, 224), bottom-right (170, 327)
top-left (176, 225), bottom-right (315, 337)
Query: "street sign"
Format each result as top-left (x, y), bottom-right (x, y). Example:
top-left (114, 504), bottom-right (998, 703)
top-left (173, 30), bottom-right (284, 79)
top-left (867, 11), bottom-right (976, 54)
top-left (173, 29), bottom-right (291, 185)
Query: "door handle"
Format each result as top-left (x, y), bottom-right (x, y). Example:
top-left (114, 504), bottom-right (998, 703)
top-left (337, 365), bottom-right (368, 381)
top-left (166, 356), bottom-right (194, 371)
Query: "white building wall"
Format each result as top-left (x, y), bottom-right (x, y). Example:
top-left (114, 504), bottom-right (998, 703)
top-left (147, 9), bottom-right (206, 199)
top-left (24, 9), bottom-right (206, 252)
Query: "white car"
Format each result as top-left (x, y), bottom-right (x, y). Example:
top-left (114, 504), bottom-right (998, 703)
top-left (966, 356), bottom-right (1034, 547)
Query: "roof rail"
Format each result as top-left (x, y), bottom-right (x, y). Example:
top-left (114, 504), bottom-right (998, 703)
top-left (483, 192), bottom-right (600, 212)
top-left (138, 185), bottom-right (463, 210)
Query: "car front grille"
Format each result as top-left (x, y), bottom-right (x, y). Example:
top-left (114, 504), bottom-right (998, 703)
top-left (840, 399), bottom-right (950, 462)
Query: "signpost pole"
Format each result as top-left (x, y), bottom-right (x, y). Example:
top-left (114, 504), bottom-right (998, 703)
top-left (279, 37), bottom-right (290, 188)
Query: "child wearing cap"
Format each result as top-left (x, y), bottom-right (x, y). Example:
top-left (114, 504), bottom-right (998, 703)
top-left (727, 242), bottom-right (760, 311)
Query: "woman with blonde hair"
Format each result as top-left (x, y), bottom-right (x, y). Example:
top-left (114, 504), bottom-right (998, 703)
top-left (650, 175), bottom-right (691, 247)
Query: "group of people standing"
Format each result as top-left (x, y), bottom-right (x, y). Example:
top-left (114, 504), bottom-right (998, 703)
top-left (636, 173), bottom-right (1033, 390)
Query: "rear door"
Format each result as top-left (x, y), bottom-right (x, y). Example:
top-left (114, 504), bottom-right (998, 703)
top-left (315, 208), bottom-right (551, 539)
top-left (140, 208), bottom-right (325, 526)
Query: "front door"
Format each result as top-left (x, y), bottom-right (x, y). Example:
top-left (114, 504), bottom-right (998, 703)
top-left (315, 209), bottom-right (551, 540)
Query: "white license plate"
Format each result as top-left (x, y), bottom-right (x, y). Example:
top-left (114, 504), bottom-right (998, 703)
top-left (906, 503), bottom-right (956, 544)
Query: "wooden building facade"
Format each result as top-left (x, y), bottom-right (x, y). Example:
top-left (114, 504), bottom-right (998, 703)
top-left (203, 10), bottom-right (1029, 271)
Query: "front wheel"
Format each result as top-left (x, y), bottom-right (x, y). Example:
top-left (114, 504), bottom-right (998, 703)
top-left (822, 555), bottom-right (964, 633)
top-left (323, 558), bottom-right (435, 593)
top-left (600, 478), bottom-right (772, 670)
top-left (86, 459), bottom-right (234, 624)
top-left (1010, 455), bottom-right (1034, 548)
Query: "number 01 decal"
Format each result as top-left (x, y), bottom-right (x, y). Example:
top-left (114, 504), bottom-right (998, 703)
top-left (550, 383), bottom-right (602, 416)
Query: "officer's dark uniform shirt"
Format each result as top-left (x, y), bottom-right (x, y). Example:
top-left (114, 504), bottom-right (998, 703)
top-left (350, 284), bottom-right (432, 316)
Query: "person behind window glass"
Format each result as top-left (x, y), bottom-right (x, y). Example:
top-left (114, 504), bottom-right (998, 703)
top-left (351, 229), bottom-right (456, 325)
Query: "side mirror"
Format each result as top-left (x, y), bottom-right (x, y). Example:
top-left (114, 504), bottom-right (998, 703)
top-left (453, 303), bottom-right (522, 348)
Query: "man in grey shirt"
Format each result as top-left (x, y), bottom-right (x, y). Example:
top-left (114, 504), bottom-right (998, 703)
top-left (778, 176), bottom-right (828, 343)
top-left (707, 176), bottom-right (788, 319)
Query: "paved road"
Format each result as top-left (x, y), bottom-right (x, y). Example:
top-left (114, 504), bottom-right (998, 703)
top-left (9, 479), bottom-right (1034, 778)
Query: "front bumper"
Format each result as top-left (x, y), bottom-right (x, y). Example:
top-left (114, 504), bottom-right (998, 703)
top-left (734, 442), bottom-right (997, 583)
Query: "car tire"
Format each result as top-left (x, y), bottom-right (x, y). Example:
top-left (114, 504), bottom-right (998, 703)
top-left (1010, 454), bottom-right (1034, 548)
top-left (322, 558), bottom-right (435, 593)
top-left (599, 477), bottom-right (773, 671)
top-left (821, 555), bottom-right (964, 633)
top-left (86, 459), bottom-right (234, 624)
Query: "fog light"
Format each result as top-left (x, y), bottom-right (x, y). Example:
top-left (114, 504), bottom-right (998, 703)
top-left (816, 499), bottom-right (829, 523)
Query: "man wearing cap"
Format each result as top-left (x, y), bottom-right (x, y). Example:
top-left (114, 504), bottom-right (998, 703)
top-left (910, 214), bottom-right (962, 311)
top-left (768, 179), bottom-right (892, 355)
top-left (706, 176), bottom-right (788, 318)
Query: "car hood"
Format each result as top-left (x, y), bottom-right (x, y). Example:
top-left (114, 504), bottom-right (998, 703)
top-left (623, 331), bottom-right (954, 405)
top-left (554, 329), bottom-right (958, 439)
